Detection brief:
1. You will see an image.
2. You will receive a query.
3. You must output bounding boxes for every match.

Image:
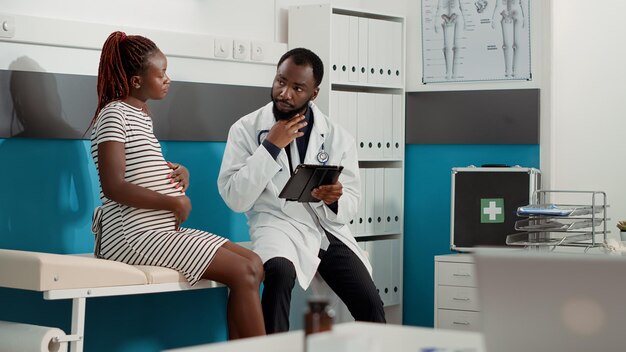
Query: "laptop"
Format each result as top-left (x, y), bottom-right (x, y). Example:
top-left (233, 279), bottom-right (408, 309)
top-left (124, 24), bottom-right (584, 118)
top-left (475, 250), bottom-right (626, 352)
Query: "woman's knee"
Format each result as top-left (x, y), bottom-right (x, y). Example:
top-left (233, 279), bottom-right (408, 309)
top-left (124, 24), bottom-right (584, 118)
top-left (251, 254), bottom-right (264, 284)
top-left (226, 258), bottom-right (264, 290)
top-left (249, 252), bottom-right (265, 282)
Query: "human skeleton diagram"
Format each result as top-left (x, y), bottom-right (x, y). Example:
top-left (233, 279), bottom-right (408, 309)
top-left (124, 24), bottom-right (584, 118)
top-left (492, 0), bottom-right (525, 77)
top-left (434, 0), bottom-right (466, 79)
top-left (475, 0), bottom-right (488, 13)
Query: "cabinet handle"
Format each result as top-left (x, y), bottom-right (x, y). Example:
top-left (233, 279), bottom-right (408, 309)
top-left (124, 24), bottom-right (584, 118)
top-left (453, 273), bottom-right (471, 277)
top-left (452, 321), bottom-right (470, 326)
top-left (452, 297), bottom-right (470, 301)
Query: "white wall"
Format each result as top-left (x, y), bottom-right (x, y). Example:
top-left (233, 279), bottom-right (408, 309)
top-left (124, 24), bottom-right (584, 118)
top-left (550, 0), bottom-right (626, 232)
top-left (0, 0), bottom-right (276, 41)
top-left (0, 0), bottom-right (285, 87)
top-left (2, 0), bottom-right (622, 230)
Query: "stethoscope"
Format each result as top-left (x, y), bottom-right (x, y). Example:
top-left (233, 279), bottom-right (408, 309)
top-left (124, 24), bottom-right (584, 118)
top-left (257, 129), bottom-right (270, 145)
top-left (316, 139), bottom-right (329, 165)
top-left (256, 130), bottom-right (329, 165)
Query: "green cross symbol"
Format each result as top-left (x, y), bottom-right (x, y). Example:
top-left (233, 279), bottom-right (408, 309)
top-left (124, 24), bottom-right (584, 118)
top-left (481, 198), bottom-right (504, 223)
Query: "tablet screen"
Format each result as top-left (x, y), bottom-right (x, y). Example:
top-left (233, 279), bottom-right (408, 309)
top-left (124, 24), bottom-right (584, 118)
top-left (279, 164), bottom-right (343, 202)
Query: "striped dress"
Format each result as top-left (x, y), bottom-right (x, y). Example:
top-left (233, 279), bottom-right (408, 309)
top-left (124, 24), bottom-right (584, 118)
top-left (90, 101), bottom-right (228, 286)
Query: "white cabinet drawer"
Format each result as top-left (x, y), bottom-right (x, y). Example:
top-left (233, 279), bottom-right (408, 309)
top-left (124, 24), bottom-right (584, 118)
top-left (437, 286), bottom-right (480, 311)
top-left (436, 309), bottom-right (481, 332)
top-left (437, 262), bottom-right (477, 287)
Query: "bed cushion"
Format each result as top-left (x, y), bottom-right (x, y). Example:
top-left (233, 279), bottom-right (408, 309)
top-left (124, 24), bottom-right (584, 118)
top-left (72, 254), bottom-right (188, 284)
top-left (0, 249), bottom-right (148, 291)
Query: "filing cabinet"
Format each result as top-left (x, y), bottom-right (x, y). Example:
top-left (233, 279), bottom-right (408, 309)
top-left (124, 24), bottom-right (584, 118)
top-left (434, 254), bottom-right (481, 332)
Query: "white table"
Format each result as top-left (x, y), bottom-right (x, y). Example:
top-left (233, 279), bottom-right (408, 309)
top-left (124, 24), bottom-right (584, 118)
top-left (165, 322), bottom-right (485, 352)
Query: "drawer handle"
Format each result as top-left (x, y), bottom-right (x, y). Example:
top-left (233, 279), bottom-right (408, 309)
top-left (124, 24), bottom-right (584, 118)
top-left (453, 297), bottom-right (471, 301)
top-left (453, 273), bottom-right (471, 277)
top-left (452, 321), bottom-right (470, 326)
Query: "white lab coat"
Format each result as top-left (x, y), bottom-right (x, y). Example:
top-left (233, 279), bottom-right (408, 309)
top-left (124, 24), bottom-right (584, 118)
top-left (218, 101), bottom-right (371, 289)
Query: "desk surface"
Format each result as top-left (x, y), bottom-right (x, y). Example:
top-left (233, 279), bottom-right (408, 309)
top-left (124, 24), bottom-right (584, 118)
top-left (165, 322), bottom-right (485, 352)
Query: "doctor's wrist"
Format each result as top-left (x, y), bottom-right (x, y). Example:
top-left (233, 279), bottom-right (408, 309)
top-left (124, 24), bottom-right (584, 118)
top-left (262, 139), bottom-right (281, 160)
top-left (326, 201), bottom-right (338, 214)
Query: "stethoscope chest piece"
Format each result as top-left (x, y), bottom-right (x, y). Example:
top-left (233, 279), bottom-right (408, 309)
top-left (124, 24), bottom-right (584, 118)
top-left (317, 150), bottom-right (329, 164)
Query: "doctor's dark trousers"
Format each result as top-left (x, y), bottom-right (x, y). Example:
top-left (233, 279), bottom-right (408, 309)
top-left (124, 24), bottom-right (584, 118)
top-left (261, 231), bottom-right (386, 333)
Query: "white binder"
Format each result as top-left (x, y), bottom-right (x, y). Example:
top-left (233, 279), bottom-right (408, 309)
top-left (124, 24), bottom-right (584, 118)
top-left (380, 20), bottom-right (393, 86)
top-left (382, 94), bottom-right (394, 159)
top-left (330, 14), bottom-right (340, 83)
top-left (348, 16), bottom-right (359, 82)
top-left (392, 94), bottom-right (403, 159)
top-left (370, 93), bottom-right (386, 159)
top-left (364, 168), bottom-right (376, 235)
top-left (374, 168), bottom-right (385, 234)
top-left (391, 20), bottom-right (403, 86)
top-left (342, 91), bottom-right (358, 140)
top-left (356, 92), bottom-right (371, 159)
top-left (388, 239), bottom-right (401, 305)
top-left (384, 167), bottom-right (402, 234)
top-left (355, 168), bottom-right (367, 236)
top-left (336, 14), bottom-right (350, 83)
top-left (358, 17), bottom-right (369, 84)
top-left (367, 18), bottom-right (381, 85)
top-left (366, 239), bottom-right (392, 306)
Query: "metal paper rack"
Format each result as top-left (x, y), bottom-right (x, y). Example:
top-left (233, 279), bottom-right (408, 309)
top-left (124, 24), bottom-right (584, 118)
top-left (506, 190), bottom-right (609, 250)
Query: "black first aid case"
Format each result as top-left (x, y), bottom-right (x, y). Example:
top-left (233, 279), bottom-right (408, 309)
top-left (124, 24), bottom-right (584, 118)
top-left (450, 166), bottom-right (541, 251)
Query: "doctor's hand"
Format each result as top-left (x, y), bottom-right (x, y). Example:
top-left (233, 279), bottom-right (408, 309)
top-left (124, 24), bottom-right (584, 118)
top-left (171, 195), bottom-right (192, 231)
top-left (266, 114), bottom-right (308, 148)
top-left (311, 181), bottom-right (343, 205)
top-left (167, 161), bottom-right (190, 192)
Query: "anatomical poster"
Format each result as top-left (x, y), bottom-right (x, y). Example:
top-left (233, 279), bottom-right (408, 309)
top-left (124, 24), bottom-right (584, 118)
top-left (421, 0), bottom-right (531, 83)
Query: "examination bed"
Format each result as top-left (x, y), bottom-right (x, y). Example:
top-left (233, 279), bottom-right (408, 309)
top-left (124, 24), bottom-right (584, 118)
top-left (0, 248), bottom-right (223, 352)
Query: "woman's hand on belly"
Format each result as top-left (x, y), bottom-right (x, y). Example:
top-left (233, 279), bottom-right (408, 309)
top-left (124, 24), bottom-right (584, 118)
top-left (167, 161), bottom-right (190, 192)
top-left (170, 195), bottom-right (192, 230)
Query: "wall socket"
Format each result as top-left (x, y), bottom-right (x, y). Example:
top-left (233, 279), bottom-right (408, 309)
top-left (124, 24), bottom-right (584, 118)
top-left (233, 40), bottom-right (248, 60)
top-left (214, 38), bottom-right (231, 59)
top-left (0, 15), bottom-right (15, 38)
top-left (250, 41), bottom-right (265, 61)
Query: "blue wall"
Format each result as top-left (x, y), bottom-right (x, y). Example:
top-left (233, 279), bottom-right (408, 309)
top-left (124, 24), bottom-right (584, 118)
top-left (402, 144), bottom-right (540, 327)
top-left (0, 137), bottom-right (540, 349)
top-left (0, 138), bottom-right (248, 351)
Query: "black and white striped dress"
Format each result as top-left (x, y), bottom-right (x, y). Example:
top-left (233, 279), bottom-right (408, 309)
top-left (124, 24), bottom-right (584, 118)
top-left (90, 101), bottom-right (228, 286)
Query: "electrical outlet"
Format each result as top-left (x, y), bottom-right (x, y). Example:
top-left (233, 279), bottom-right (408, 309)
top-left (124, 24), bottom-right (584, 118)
top-left (214, 38), bottom-right (231, 59)
top-left (233, 40), bottom-right (248, 60)
top-left (250, 41), bottom-right (265, 61)
top-left (0, 15), bottom-right (15, 39)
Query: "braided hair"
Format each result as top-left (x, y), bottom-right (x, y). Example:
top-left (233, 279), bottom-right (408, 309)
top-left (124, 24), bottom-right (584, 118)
top-left (91, 31), bottom-right (159, 126)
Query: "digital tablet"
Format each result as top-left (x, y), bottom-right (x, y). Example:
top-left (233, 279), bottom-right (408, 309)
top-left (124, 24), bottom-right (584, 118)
top-left (278, 164), bottom-right (344, 202)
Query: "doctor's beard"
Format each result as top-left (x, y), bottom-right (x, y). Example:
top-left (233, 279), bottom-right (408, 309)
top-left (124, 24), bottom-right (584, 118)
top-left (271, 90), bottom-right (310, 121)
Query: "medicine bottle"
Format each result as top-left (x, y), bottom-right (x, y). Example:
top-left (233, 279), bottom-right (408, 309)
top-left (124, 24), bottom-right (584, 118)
top-left (304, 298), bottom-right (332, 338)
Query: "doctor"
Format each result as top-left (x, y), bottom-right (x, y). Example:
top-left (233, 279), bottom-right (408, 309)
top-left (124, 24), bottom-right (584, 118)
top-left (218, 48), bottom-right (385, 333)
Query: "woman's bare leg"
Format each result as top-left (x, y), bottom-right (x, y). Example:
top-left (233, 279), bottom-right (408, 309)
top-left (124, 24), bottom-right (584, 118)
top-left (202, 243), bottom-right (266, 339)
top-left (220, 241), bottom-right (265, 339)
